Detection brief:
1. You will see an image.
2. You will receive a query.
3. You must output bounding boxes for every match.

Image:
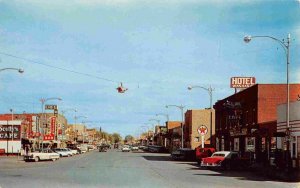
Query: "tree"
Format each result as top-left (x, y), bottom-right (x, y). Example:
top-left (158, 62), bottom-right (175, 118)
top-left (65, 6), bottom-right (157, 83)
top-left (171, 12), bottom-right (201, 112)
top-left (124, 135), bottom-right (134, 144)
top-left (111, 133), bottom-right (122, 144)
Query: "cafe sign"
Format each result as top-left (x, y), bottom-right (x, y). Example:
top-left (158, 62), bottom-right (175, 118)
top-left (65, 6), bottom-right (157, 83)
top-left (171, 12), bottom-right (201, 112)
top-left (0, 125), bottom-right (21, 140)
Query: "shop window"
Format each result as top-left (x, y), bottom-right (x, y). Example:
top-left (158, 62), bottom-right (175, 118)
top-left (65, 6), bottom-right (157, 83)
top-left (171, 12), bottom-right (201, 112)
top-left (261, 137), bottom-right (266, 152)
top-left (234, 138), bottom-right (239, 151)
top-left (194, 137), bottom-right (200, 142)
top-left (271, 137), bottom-right (276, 150)
top-left (246, 137), bottom-right (255, 152)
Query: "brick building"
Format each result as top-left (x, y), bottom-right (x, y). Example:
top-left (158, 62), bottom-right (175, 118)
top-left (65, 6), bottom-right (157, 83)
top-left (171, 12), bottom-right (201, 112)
top-left (185, 109), bottom-right (215, 149)
top-left (214, 84), bottom-right (300, 163)
top-left (166, 121), bottom-right (181, 151)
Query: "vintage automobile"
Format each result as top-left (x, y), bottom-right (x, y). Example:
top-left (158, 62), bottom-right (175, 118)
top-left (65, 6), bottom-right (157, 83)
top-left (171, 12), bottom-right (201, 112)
top-left (195, 147), bottom-right (215, 165)
top-left (24, 149), bottom-right (60, 162)
top-left (201, 151), bottom-right (250, 170)
top-left (171, 148), bottom-right (196, 161)
top-left (122, 145), bottom-right (131, 152)
top-left (53, 148), bottom-right (73, 157)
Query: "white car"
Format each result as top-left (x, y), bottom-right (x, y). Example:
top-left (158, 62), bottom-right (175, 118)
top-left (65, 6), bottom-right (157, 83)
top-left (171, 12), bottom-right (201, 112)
top-left (66, 148), bottom-right (78, 155)
top-left (122, 146), bottom-right (130, 152)
top-left (24, 149), bottom-right (60, 162)
top-left (131, 146), bottom-right (139, 151)
top-left (53, 148), bottom-right (73, 157)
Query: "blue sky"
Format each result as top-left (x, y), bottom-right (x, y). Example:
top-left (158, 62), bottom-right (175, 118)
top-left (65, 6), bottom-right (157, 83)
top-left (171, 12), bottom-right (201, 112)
top-left (0, 0), bottom-right (300, 137)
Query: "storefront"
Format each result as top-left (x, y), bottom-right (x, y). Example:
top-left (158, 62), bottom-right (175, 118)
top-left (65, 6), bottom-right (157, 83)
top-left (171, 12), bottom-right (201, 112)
top-left (277, 101), bottom-right (300, 168)
top-left (214, 84), bottom-right (300, 164)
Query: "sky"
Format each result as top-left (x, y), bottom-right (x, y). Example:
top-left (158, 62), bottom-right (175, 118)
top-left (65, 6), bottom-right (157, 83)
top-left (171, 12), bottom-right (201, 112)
top-left (0, 0), bottom-right (300, 137)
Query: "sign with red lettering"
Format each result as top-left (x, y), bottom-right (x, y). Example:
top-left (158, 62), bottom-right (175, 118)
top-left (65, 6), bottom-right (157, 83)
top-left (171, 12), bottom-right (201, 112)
top-left (49, 116), bottom-right (56, 135)
top-left (43, 133), bottom-right (54, 141)
top-left (197, 125), bottom-right (208, 136)
top-left (230, 77), bottom-right (256, 88)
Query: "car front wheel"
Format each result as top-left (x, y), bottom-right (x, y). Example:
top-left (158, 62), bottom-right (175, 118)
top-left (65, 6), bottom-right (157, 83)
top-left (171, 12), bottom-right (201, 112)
top-left (34, 157), bottom-right (39, 162)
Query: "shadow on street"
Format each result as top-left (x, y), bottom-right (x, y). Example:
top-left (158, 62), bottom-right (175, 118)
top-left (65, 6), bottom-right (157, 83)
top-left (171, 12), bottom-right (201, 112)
top-left (142, 155), bottom-right (172, 161)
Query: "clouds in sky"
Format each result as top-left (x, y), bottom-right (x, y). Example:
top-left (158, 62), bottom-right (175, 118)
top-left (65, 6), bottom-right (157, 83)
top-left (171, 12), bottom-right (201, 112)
top-left (0, 0), bottom-right (300, 137)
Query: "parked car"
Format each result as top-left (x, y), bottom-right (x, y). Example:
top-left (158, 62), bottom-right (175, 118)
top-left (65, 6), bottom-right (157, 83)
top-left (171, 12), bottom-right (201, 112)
top-left (195, 147), bottom-right (215, 165)
top-left (24, 149), bottom-right (60, 162)
top-left (53, 148), bottom-right (73, 157)
top-left (122, 145), bottom-right (131, 152)
top-left (148, 145), bottom-right (168, 153)
top-left (171, 148), bottom-right (196, 161)
top-left (66, 148), bottom-right (78, 155)
top-left (201, 151), bottom-right (250, 170)
top-left (131, 146), bottom-right (139, 151)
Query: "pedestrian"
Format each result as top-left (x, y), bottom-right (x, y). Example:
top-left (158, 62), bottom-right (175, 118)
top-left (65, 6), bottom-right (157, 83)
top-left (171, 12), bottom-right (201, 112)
top-left (25, 145), bottom-right (29, 155)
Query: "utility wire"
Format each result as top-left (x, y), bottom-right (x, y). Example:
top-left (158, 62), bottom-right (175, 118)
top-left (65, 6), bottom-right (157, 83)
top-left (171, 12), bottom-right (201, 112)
top-left (0, 51), bottom-right (119, 84)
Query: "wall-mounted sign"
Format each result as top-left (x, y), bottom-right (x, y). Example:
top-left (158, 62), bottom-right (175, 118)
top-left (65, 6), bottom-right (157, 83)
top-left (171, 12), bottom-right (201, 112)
top-left (49, 116), bottom-right (56, 135)
top-left (230, 77), bottom-right (256, 88)
top-left (0, 125), bottom-right (21, 140)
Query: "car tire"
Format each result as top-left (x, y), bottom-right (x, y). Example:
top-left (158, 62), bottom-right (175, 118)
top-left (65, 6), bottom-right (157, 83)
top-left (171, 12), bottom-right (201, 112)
top-left (60, 154), bottom-right (62, 157)
top-left (34, 157), bottom-right (39, 162)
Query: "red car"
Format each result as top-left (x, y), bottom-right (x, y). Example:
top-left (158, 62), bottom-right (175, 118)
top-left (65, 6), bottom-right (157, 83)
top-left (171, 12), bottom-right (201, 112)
top-left (195, 147), bottom-right (215, 165)
top-left (201, 151), bottom-right (250, 170)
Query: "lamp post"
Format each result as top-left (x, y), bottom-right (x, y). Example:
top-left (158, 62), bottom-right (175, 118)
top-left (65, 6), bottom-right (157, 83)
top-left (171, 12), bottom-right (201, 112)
top-left (61, 108), bottom-right (77, 141)
top-left (166, 104), bottom-right (185, 148)
top-left (188, 85), bottom-right (214, 146)
top-left (0, 67), bottom-right (23, 155)
top-left (74, 115), bottom-right (87, 143)
top-left (244, 34), bottom-right (291, 168)
top-left (39, 97), bottom-right (62, 150)
top-left (156, 113), bottom-right (169, 122)
top-left (0, 68), bottom-right (24, 73)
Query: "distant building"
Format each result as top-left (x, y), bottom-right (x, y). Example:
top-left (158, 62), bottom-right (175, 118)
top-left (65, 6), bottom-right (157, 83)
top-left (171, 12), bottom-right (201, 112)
top-left (185, 109), bottom-right (215, 149)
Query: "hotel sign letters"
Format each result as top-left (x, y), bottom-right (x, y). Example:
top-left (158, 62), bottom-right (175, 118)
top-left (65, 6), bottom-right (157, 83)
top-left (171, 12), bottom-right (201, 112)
top-left (230, 77), bottom-right (256, 88)
top-left (0, 125), bottom-right (21, 140)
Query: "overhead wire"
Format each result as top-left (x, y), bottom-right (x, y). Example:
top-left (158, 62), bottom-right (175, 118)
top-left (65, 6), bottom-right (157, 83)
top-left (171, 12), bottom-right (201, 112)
top-left (0, 51), bottom-right (120, 84)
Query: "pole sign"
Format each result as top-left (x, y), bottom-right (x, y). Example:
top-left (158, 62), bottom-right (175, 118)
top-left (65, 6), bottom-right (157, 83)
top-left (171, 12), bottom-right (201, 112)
top-left (197, 125), bottom-right (208, 136)
top-left (49, 116), bottom-right (56, 135)
top-left (230, 77), bottom-right (256, 88)
top-left (45, 105), bottom-right (57, 110)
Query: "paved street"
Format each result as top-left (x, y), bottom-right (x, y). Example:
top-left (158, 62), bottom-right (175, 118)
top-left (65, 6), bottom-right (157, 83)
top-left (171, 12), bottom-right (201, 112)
top-left (0, 150), bottom-right (299, 188)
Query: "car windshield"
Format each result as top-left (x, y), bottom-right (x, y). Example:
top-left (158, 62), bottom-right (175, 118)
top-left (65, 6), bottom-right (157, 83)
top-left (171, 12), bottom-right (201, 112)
top-left (212, 153), bottom-right (225, 157)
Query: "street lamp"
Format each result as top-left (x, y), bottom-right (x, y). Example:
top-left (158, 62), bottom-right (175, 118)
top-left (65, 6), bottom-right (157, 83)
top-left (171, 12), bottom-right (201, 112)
top-left (39, 97), bottom-right (62, 150)
top-left (166, 104), bottom-right (185, 148)
top-left (0, 68), bottom-right (24, 73)
top-left (61, 108), bottom-right (77, 141)
top-left (188, 85), bottom-right (214, 146)
top-left (156, 113), bottom-right (169, 122)
top-left (74, 115), bottom-right (87, 143)
top-left (244, 34), bottom-right (291, 168)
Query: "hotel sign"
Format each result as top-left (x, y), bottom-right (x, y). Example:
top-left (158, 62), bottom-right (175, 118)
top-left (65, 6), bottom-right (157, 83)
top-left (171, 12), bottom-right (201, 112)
top-left (230, 77), bottom-right (256, 88)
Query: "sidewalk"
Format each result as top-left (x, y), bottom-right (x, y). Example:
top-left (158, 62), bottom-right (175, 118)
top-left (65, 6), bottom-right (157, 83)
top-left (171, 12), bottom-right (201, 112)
top-left (249, 164), bottom-right (300, 182)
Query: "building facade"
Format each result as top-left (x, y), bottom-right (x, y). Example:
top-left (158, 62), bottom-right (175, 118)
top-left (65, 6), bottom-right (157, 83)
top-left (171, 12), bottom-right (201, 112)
top-left (214, 84), bottom-right (300, 163)
top-left (277, 101), bottom-right (300, 168)
top-left (185, 109), bottom-right (215, 149)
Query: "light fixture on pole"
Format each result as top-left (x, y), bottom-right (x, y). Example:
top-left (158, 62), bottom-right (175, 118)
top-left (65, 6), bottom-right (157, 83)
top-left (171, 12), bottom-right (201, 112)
top-left (244, 34), bottom-right (291, 169)
top-left (0, 68), bottom-right (24, 73)
top-left (74, 115), bottom-right (87, 143)
top-left (166, 104), bottom-right (185, 148)
top-left (39, 97), bottom-right (62, 150)
top-left (188, 85), bottom-right (214, 146)
top-left (156, 113), bottom-right (169, 122)
top-left (61, 108), bottom-right (77, 141)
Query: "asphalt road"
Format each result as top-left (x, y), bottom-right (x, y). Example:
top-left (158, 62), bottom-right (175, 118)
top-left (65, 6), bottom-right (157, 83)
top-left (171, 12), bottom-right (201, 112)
top-left (0, 150), bottom-right (299, 188)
